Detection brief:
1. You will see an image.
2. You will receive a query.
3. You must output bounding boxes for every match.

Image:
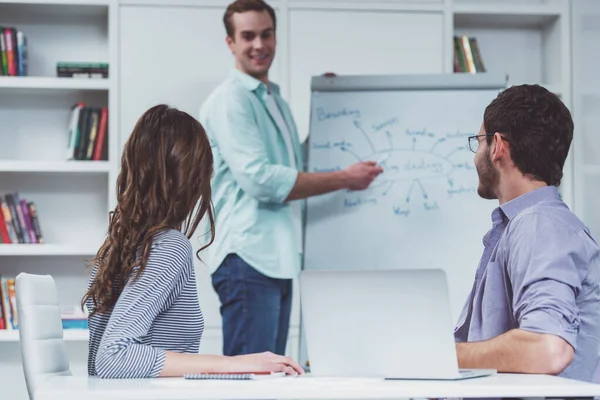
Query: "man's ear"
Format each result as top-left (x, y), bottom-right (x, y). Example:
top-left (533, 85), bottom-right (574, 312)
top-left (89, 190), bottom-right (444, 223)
top-left (226, 35), bottom-right (234, 51)
top-left (491, 132), bottom-right (507, 161)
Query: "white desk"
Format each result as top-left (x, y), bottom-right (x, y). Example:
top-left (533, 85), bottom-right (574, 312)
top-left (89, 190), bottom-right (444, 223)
top-left (36, 373), bottom-right (600, 400)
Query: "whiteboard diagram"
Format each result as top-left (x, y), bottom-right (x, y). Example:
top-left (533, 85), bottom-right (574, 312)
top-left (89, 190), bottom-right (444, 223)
top-left (309, 108), bottom-right (479, 218)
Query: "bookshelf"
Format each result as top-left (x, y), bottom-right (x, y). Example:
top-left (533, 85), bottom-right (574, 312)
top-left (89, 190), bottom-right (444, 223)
top-left (0, 1), bottom-right (117, 399)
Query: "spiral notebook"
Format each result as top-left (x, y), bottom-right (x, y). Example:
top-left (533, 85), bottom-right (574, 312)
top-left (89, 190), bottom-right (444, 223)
top-left (184, 372), bottom-right (286, 380)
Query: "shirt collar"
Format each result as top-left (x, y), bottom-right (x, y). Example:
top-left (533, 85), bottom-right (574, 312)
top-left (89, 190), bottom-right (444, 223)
top-left (229, 68), bottom-right (280, 96)
top-left (499, 185), bottom-right (559, 220)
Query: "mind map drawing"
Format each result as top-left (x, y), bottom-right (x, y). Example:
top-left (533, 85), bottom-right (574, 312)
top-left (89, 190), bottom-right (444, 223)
top-left (310, 111), bottom-right (480, 218)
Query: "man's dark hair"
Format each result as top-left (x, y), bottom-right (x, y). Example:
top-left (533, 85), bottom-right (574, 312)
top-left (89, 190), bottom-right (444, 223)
top-left (223, 0), bottom-right (276, 38)
top-left (483, 84), bottom-right (574, 186)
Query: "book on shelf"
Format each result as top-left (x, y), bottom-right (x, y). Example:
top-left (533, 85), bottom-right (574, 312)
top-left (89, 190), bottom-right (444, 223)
top-left (57, 62), bottom-right (108, 79)
top-left (454, 35), bottom-right (486, 74)
top-left (0, 26), bottom-right (27, 77)
top-left (0, 278), bottom-right (89, 331)
top-left (0, 193), bottom-right (43, 244)
top-left (66, 103), bottom-right (109, 161)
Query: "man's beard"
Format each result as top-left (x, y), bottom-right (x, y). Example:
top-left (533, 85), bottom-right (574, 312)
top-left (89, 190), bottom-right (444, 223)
top-left (476, 147), bottom-right (499, 200)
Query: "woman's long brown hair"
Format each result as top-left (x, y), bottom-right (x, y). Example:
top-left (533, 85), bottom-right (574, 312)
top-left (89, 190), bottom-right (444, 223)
top-left (82, 104), bottom-right (215, 316)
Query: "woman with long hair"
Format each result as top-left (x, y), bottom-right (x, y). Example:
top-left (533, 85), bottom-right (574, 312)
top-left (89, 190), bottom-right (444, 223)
top-left (82, 104), bottom-right (303, 379)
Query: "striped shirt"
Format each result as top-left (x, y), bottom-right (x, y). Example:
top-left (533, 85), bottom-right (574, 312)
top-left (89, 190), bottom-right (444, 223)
top-left (86, 229), bottom-right (204, 378)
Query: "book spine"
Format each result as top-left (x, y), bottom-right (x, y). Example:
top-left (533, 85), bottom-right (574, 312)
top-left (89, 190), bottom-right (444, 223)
top-left (0, 205), bottom-right (10, 243)
top-left (16, 31), bottom-right (25, 76)
top-left (66, 103), bottom-right (84, 160)
top-left (4, 28), bottom-right (15, 76)
top-left (1, 278), bottom-right (12, 330)
top-left (20, 199), bottom-right (37, 244)
top-left (0, 201), bottom-right (17, 243)
top-left (4, 194), bottom-right (24, 243)
top-left (28, 202), bottom-right (44, 244)
top-left (13, 194), bottom-right (30, 244)
top-left (6, 279), bottom-right (17, 330)
top-left (93, 107), bottom-right (109, 161)
top-left (0, 29), bottom-right (8, 76)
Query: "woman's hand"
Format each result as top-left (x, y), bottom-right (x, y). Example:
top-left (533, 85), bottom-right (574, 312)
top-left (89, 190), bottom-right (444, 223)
top-left (229, 352), bottom-right (305, 376)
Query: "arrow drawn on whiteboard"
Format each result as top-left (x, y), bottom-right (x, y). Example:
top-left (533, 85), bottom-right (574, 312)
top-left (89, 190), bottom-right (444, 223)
top-left (446, 146), bottom-right (466, 159)
top-left (353, 120), bottom-right (376, 153)
top-left (339, 145), bottom-right (361, 161)
top-left (386, 131), bottom-right (394, 149)
top-left (406, 179), bottom-right (428, 203)
top-left (430, 137), bottom-right (447, 151)
top-left (382, 181), bottom-right (395, 196)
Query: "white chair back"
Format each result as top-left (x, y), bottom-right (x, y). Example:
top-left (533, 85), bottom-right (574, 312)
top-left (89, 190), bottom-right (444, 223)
top-left (15, 273), bottom-right (72, 400)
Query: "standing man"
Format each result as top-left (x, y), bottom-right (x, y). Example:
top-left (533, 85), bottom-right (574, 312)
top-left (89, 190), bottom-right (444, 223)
top-left (455, 84), bottom-right (600, 382)
top-left (199, 0), bottom-right (382, 357)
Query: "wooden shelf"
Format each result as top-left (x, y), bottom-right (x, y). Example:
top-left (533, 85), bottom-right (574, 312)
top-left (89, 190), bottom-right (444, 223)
top-left (0, 329), bottom-right (88, 342)
top-left (0, 244), bottom-right (98, 256)
top-left (454, 2), bottom-right (564, 28)
top-left (0, 77), bottom-right (110, 91)
top-left (0, 161), bottom-right (110, 173)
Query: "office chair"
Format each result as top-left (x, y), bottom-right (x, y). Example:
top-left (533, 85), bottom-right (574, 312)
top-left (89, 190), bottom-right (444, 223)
top-left (15, 273), bottom-right (72, 400)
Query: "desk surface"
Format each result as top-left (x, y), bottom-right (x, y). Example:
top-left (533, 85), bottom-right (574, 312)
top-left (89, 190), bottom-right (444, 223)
top-left (36, 373), bottom-right (600, 400)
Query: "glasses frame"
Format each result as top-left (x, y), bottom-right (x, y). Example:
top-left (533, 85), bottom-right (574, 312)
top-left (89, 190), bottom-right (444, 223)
top-left (467, 133), bottom-right (510, 153)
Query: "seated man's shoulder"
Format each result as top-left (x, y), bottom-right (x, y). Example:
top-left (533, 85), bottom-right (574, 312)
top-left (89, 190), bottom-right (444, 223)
top-left (513, 201), bottom-right (590, 236)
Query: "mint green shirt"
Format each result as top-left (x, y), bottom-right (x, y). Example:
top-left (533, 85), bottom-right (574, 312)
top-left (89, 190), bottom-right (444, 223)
top-left (198, 69), bottom-right (305, 279)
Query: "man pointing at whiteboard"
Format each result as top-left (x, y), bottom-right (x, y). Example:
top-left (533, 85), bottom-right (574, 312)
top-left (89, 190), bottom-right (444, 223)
top-left (199, 0), bottom-right (382, 358)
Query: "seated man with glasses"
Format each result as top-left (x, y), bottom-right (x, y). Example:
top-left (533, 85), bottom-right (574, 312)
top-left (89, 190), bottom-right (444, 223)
top-left (455, 84), bottom-right (600, 382)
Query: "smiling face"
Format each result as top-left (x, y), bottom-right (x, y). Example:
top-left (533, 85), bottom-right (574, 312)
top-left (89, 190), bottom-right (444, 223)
top-left (474, 124), bottom-right (500, 200)
top-left (226, 10), bottom-right (275, 83)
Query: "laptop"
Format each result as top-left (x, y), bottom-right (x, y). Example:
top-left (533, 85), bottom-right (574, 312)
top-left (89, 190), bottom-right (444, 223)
top-left (298, 268), bottom-right (496, 380)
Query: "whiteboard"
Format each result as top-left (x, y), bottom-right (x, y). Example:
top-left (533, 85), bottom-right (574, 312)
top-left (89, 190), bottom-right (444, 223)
top-left (303, 74), bottom-right (506, 323)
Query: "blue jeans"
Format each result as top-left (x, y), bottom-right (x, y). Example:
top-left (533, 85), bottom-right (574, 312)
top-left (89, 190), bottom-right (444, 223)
top-left (211, 253), bottom-right (292, 356)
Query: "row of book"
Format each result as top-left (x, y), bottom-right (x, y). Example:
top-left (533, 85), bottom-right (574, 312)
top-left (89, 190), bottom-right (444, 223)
top-left (454, 35), bottom-right (486, 73)
top-left (0, 26), bottom-right (27, 76)
top-left (0, 193), bottom-right (44, 244)
top-left (0, 275), bottom-right (89, 331)
top-left (0, 277), bottom-right (16, 330)
top-left (57, 62), bottom-right (109, 79)
top-left (67, 104), bottom-right (109, 161)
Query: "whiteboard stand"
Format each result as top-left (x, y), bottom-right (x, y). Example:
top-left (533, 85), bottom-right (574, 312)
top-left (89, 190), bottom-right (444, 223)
top-left (298, 72), bottom-right (507, 370)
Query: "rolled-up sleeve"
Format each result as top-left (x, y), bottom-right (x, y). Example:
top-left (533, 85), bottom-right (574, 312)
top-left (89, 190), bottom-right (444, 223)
top-left (507, 213), bottom-right (583, 349)
top-left (205, 89), bottom-right (298, 203)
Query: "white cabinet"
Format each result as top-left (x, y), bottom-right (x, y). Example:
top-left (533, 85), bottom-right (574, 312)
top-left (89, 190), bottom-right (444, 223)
top-left (572, 0), bottom-right (600, 236)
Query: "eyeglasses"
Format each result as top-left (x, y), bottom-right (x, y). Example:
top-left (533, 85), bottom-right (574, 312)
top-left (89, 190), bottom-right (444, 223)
top-left (467, 133), bottom-right (510, 153)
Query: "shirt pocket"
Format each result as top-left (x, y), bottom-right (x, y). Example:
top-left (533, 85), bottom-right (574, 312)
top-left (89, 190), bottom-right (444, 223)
top-left (480, 261), bottom-right (512, 316)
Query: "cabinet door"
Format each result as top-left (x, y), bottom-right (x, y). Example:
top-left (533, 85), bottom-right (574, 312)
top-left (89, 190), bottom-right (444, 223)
top-left (289, 8), bottom-right (445, 140)
top-left (572, 0), bottom-right (600, 236)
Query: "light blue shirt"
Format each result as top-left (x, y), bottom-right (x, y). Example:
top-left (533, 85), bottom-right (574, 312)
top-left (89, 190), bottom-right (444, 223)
top-left (198, 69), bottom-right (305, 279)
